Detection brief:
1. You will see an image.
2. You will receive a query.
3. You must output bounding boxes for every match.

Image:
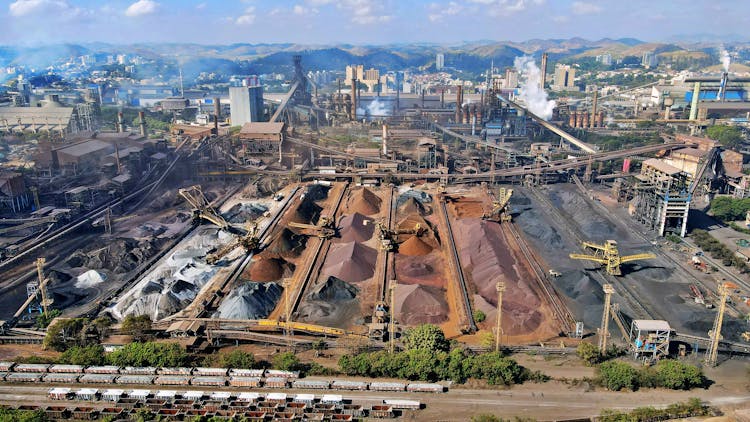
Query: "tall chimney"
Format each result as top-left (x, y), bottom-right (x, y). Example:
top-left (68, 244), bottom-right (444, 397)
top-left (455, 85), bottom-right (463, 123)
top-left (590, 91), bottom-right (598, 128)
top-left (117, 112), bottom-right (124, 133)
top-left (462, 104), bottom-right (470, 124)
top-left (540, 52), bottom-right (548, 91)
top-left (440, 89), bottom-right (445, 108)
top-left (597, 112), bottom-right (604, 127)
top-left (350, 70), bottom-right (358, 121)
top-left (138, 111), bottom-right (146, 136)
top-left (382, 124), bottom-right (388, 156)
top-left (213, 97), bottom-right (220, 135)
top-left (582, 112), bottom-right (590, 128)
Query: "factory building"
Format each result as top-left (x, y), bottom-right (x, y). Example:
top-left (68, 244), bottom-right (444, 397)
top-left (0, 172), bottom-right (29, 213)
top-left (631, 159), bottom-right (691, 237)
top-left (0, 104), bottom-right (77, 135)
top-left (229, 82), bottom-right (264, 127)
top-left (238, 122), bottom-right (285, 157)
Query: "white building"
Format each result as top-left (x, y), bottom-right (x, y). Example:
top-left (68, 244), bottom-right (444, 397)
top-left (436, 53), bottom-right (445, 70)
top-left (229, 83), bottom-right (264, 127)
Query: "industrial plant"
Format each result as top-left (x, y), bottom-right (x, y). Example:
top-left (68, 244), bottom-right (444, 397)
top-left (0, 6), bottom-right (750, 418)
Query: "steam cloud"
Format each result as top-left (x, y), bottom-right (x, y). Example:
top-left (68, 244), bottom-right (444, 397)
top-left (513, 55), bottom-right (556, 120)
top-left (720, 47), bottom-right (731, 72)
top-left (357, 98), bottom-right (391, 120)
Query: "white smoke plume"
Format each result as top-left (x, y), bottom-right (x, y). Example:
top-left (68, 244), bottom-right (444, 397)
top-left (357, 98), bottom-right (391, 120)
top-left (513, 55), bottom-right (556, 120)
top-left (720, 47), bottom-right (731, 72)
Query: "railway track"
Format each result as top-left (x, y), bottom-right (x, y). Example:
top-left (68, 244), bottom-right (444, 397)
top-left (503, 222), bottom-right (577, 335)
top-left (437, 196), bottom-right (476, 333)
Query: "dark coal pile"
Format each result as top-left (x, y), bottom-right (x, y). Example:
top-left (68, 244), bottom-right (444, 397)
top-left (296, 277), bottom-right (361, 328)
top-left (223, 203), bottom-right (269, 224)
top-left (214, 282), bottom-right (283, 319)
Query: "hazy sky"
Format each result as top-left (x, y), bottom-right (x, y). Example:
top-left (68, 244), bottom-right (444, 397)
top-left (2, 0), bottom-right (748, 45)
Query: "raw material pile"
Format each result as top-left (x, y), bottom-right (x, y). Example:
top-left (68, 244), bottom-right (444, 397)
top-left (223, 202), bottom-right (268, 224)
top-left (294, 184), bottom-right (330, 224)
top-left (398, 235), bottom-right (433, 256)
top-left (308, 276), bottom-right (359, 301)
top-left (396, 190), bottom-right (432, 209)
top-left (338, 212), bottom-right (374, 243)
top-left (75, 270), bottom-right (106, 289)
top-left (264, 228), bottom-right (307, 258)
top-left (395, 283), bottom-right (448, 325)
top-left (347, 187), bottom-right (381, 215)
top-left (296, 277), bottom-right (361, 328)
top-left (453, 218), bottom-right (544, 332)
top-left (321, 242), bottom-right (377, 283)
top-left (214, 282), bottom-right (282, 319)
top-left (394, 254), bottom-right (446, 287)
top-left (247, 257), bottom-right (295, 282)
top-left (398, 197), bottom-right (426, 216)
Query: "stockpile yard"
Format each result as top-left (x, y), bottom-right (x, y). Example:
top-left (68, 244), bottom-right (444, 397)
top-left (392, 189), bottom-right (453, 331)
top-left (514, 184), bottom-right (746, 340)
top-left (296, 186), bottom-right (383, 329)
top-left (445, 186), bottom-right (561, 343)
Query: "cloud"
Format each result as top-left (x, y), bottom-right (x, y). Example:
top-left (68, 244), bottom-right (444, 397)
top-left (462, 0), bottom-right (544, 17)
top-left (9, 0), bottom-right (82, 18)
top-left (236, 6), bottom-right (256, 25)
top-left (552, 15), bottom-right (569, 23)
top-left (196, 2), bottom-right (206, 10)
top-left (428, 1), bottom-right (463, 23)
top-left (125, 0), bottom-right (159, 17)
top-left (293, 4), bottom-right (318, 15)
top-left (571, 1), bottom-right (602, 15)
top-left (338, 0), bottom-right (392, 24)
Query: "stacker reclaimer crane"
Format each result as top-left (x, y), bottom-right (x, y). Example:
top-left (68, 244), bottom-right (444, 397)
top-left (287, 216), bottom-right (336, 239)
top-left (706, 280), bottom-right (739, 367)
top-left (179, 185), bottom-right (262, 264)
top-left (374, 221), bottom-right (426, 251)
top-left (482, 187), bottom-right (513, 223)
top-left (569, 240), bottom-right (656, 276)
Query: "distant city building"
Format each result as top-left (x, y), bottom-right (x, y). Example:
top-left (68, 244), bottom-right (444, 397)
top-left (553, 64), bottom-right (577, 91)
top-left (229, 78), bottom-right (264, 126)
top-left (504, 68), bottom-right (518, 89)
top-left (436, 53), bottom-right (445, 70)
top-left (642, 51), bottom-right (658, 68)
top-left (596, 53), bottom-right (613, 66)
top-left (345, 64), bottom-right (364, 83)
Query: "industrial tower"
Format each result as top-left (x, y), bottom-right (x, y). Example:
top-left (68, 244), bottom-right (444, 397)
top-left (495, 281), bottom-right (505, 352)
top-left (706, 281), bottom-right (738, 366)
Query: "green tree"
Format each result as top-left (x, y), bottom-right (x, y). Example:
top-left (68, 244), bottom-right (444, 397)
top-left (43, 318), bottom-right (88, 351)
top-left (652, 360), bottom-right (705, 390)
top-left (217, 350), bottom-right (255, 369)
top-left (598, 361), bottom-right (639, 391)
top-left (59, 344), bottom-right (106, 366)
top-left (401, 324), bottom-right (449, 352)
top-left (311, 340), bottom-right (327, 358)
top-left (35, 309), bottom-right (62, 329)
top-left (106, 342), bottom-right (188, 367)
top-left (121, 314), bottom-right (153, 341)
top-left (576, 342), bottom-right (601, 366)
top-left (473, 310), bottom-right (487, 323)
top-left (707, 125), bottom-right (745, 149)
top-left (272, 352), bottom-right (301, 372)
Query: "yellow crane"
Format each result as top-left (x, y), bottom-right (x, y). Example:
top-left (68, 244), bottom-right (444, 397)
top-left (374, 221), bottom-right (426, 251)
top-left (178, 185), bottom-right (232, 231)
top-left (706, 280), bottom-right (738, 367)
top-left (569, 240), bottom-right (656, 276)
top-left (205, 223), bottom-right (262, 265)
top-left (483, 187), bottom-right (513, 222)
top-left (36, 258), bottom-right (53, 318)
top-left (287, 216), bottom-right (336, 239)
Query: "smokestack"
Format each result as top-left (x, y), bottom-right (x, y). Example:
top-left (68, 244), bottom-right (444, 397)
top-left (440, 89), bottom-right (445, 108)
top-left (114, 143), bottom-right (121, 174)
top-left (395, 72), bottom-right (400, 111)
top-left (213, 97), bottom-right (220, 135)
top-left (117, 112), bottom-right (124, 133)
top-left (421, 89), bottom-right (425, 108)
top-left (139, 111), bottom-right (146, 136)
top-left (591, 91), bottom-right (598, 128)
top-left (539, 52), bottom-right (548, 91)
top-left (351, 70), bottom-right (358, 121)
top-left (382, 124), bottom-right (388, 156)
top-left (598, 112), bottom-right (604, 128)
top-left (462, 104), bottom-right (470, 124)
top-left (455, 85), bottom-right (463, 123)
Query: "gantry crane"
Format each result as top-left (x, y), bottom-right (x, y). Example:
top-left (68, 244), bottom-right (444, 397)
top-left (706, 280), bottom-right (738, 367)
top-left (31, 258), bottom-right (53, 318)
top-left (483, 187), bottom-right (513, 223)
top-left (375, 221), bottom-right (426, 251)
top-left (205, 223), bottom-right (262, 265)
top-left (569, 240), bottom-right (656, 276)
top-left (287, 216), bottom-right (336, 239)
top-left (178, 185), bottom-right (233, 232)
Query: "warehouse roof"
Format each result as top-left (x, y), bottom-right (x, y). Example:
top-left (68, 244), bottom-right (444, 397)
top-left (57, 140), bottom-right (111, 157)
top-left (672, 148), bottom-right (705, 158)
top-left (239, 122), bottom-right (285, 135)
top-left (642, 158), bottom-right (682, 176)
top-left (632, 319), bottom-right (671, 332)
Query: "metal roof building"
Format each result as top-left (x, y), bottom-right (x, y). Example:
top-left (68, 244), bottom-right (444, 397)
top-left (0, 106), bottom-right (76, 134)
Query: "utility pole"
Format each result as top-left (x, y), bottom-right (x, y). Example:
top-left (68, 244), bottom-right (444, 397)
top-left (495, 281), bottom-right (505, 352)
top-left (389, 282), bottom-right (396, 354)
top-left (284, 277), bottom-right (293, 350)
top-left (599, 284), bottom-right (614, 352)
top-left (104, 207), bottom-right (113, 235)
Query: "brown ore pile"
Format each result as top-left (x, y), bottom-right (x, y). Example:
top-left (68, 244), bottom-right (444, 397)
top-left (394, 283), bottom-right (448, 325)
top-left (321, 241), bottom-right (377, 283)
top-left (453, 218), bottom-right (544, 335)
top-left (346, 187), bottom-right (381, 215)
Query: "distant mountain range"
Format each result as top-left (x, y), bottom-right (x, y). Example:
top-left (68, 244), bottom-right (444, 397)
top-left (0, 38), bottom-right (744, 77)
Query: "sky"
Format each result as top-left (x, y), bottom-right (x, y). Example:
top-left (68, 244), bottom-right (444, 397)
top-left (1, 0), bottom-right (748, 45)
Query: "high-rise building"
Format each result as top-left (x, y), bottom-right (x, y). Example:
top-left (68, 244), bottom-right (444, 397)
top-left (642, 51), bottom-right (658, 68)
top-left (345, 64), bottom-right (364, 84)
top-left (596, 53), bottom-right (613, 66)
top-left (553, 64), bottom-right (576, 91)
top-left (229, 80), bottom-right (264, 126)
top-left (436, 53), bottom-right (445, 70)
